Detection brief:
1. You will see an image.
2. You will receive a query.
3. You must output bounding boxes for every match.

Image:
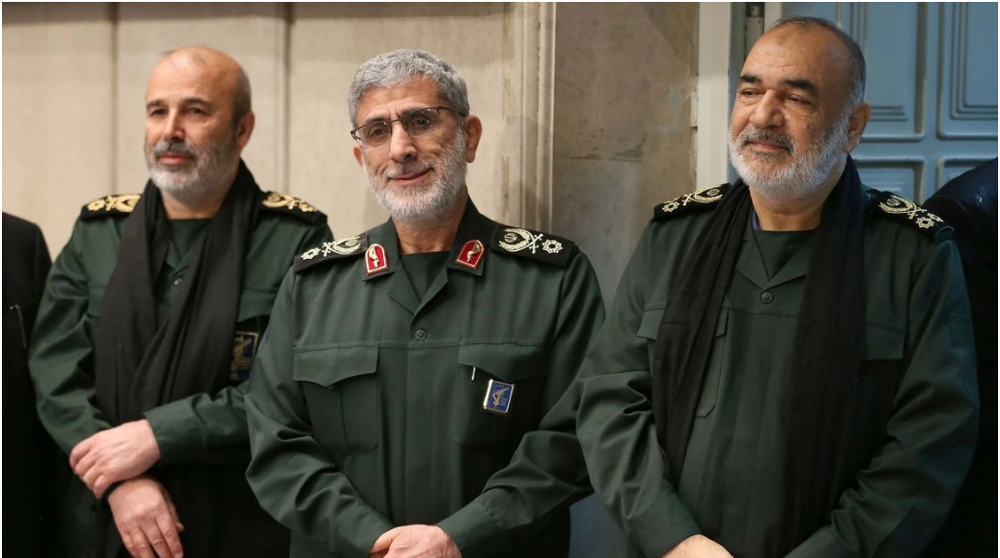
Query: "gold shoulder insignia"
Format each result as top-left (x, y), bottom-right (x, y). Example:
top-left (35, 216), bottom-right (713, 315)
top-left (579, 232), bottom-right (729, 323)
top-left (262, 191), bottom-right (327, 225)
top-left (80, 194), bottom-right (141, 219)
top-left (491, 225), bottom-right (576, 267)
top-left (868, 190), bottom-right (951, 240)
top-left (294, 235), bottom-right (367, 273)
top-left (653, 184), bottom-right (732, 221)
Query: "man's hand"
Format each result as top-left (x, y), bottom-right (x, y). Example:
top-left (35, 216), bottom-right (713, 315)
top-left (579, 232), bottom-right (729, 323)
top-left (662, 535), bottom-right (733, 558)
top-left (70, 419), bottom-right (161, 498)
top-left (370, 525), bottom-right (460, 558)
top-left (108, 475), bottom-right (184, 558)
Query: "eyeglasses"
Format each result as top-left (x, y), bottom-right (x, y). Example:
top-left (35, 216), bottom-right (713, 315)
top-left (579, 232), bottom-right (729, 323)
top-left (350, 106), bottom-right (465, 149)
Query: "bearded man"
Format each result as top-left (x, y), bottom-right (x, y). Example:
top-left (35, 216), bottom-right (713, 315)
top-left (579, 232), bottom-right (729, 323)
top-left (244, 49), bottom-right (604, 558)
top-left (364, 18), bottom-right (978, 558)
top-left (30, 46), bottom-right (331, 558)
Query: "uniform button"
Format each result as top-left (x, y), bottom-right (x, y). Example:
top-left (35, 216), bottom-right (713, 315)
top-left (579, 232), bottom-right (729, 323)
top-left (173, 277), bottom-right (183, 286)
top-left (414, 329), bottom-right (427, 341)
top-left (760, 291), bottom-right (774, 304)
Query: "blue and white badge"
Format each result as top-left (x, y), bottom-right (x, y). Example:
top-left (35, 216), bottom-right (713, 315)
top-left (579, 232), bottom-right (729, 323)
top-left (482, 379), bottom-right (515, 415)
top-left (229, 331), bottom-right (260, 382)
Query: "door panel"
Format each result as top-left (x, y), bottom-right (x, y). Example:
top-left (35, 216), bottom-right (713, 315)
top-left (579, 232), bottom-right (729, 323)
top-left (779, 2), bottom-right (998, 201)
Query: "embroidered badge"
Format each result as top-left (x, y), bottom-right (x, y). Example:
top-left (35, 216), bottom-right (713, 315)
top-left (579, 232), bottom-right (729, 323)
top-left (455, 239), bottom-right (485, 270)
top-left (366, 243), bottom-right (389, 275)
top-left (878, 193), bottom-right (945, 230)
top-left (229, 331), bottom-right (260, 382)
top-left (659, 186), bottom-right (726, 214)
top-left (295, 235), bottom-right (368, 273)
top-left (498, 228), bottom-right (557, 255)
top-left (81, 194), bottom-right (141, 217)
top-left (482, 379), bottom-right (515, 416)
top-left (262, 192), bottom-right (318, 213)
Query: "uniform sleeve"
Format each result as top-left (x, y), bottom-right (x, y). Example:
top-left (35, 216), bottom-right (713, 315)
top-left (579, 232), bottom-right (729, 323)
top-left (438, 249), bottom-right (606, 554)
top-left (246, 269), bottom-right (393, 558)
top-left (785, 240), bottom-right (978, 558)
top-left (573, 226), bottom-right (701, 558)
top-left (30, 219), bottom-right (113, 454)
top-left (144, 223), bottom-right (334, 463)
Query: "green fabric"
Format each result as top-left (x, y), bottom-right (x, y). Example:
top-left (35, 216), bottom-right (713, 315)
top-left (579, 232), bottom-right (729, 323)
top-left (751, 226), bottom-right (813, 280)
top-left (572, 192), bottom-right (977, 558)
top-left (245, 201), bottom-right (605, 558)
top-left (29, 204), bottom-right (331, 557)
top-left (400, 251), bottom-right (449, 300)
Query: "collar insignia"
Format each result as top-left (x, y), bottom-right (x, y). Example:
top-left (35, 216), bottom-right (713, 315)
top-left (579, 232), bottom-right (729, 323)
top-left (455, 239), bottom-right (485, 270)
top-left (365, 243), bottom-right (389, 275)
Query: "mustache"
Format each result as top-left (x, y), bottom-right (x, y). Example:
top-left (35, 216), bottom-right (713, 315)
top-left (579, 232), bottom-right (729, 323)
top-left (738, 129), bottom-right (794, 153)
top-left (151, 140), bottom-right (199, 161)
top-left (383, 162), bottom-right (431, 178)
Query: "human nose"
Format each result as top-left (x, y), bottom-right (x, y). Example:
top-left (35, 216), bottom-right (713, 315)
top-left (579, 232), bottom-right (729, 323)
top-left (162, 111), bottom-right (185, 142)
top-left (388, 120), bottom-right (417, 162)
top-left (749, 91), bottom-right (784, 129)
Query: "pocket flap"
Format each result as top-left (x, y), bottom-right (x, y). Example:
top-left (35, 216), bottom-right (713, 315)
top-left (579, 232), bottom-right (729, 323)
top-left (637, 308), bottom-right (728, 340)
top-left (864, 322), bottom-right (905, 361)
top-left (457, 343), bottom-right (549, 382)
top-left (293, 346), bottom-right (379, 387)
top-left (237, 288), bottom-right (278, 322)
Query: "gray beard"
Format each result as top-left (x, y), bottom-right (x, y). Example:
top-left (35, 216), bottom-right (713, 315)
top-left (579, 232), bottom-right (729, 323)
top-left (364, 133), bottom-right (468, 225)
top-left (729, 118), bottom-right (849, 205)
top-left (146, 137), bottom-right (239, 207)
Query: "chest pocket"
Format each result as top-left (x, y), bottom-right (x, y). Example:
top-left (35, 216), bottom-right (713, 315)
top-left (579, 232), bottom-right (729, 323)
top-left (637, 307), bottom-right (728, 417)
top-left (293, 346), bottom-right (379, 454)
top-left (453, 343), bottom-right (550, 450)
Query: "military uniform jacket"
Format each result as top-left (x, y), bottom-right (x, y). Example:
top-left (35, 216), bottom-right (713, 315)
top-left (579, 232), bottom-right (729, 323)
top-left (436, 186), bottom-right (978, 558)
top-left (245, 199), bottom-right (605, 558)
top-left (29, 191), bottom-right (331, 557)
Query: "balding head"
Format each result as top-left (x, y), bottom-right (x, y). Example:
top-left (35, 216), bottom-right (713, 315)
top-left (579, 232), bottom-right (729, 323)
top-left (153, 46), bottom-right (252, 125)
top-left (144, 46), bottom-right (256, 211)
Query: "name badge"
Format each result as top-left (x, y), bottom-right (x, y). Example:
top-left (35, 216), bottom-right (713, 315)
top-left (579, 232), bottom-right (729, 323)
top-left (482, 379), bottom-right (515, 416)
top-left (229, 331), bottom-right (260, 381)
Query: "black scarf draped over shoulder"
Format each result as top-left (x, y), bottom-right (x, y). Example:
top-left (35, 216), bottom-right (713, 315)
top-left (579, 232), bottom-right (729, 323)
top-left (95, 161), bottom-right (264, 424)
top-left (651, 157), bottom-right (885, 555)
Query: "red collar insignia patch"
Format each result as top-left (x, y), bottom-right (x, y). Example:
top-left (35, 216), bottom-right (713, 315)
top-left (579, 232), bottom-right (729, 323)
top-left (455, 239), bottom-right (485, 270)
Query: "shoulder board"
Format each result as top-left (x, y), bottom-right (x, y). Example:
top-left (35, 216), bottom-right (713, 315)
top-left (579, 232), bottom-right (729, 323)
top-left (294, 235), bottom-right (367, 273)
top-left (491, 225), bottom-right (576, 267)
top-left (867, 190), bottom-right (951, 241)
top-left (80, 194), bottom-right (142, 219)
top-left (262, 191), bottom-right (327, 224)
top-left (652, 184), bottom-right (732, 221)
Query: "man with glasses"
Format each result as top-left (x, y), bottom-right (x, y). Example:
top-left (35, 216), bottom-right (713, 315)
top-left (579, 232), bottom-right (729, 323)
top-left (356, 18), bottom-right (978, 558)
top-left (245, 49), bottom-right (604, 558)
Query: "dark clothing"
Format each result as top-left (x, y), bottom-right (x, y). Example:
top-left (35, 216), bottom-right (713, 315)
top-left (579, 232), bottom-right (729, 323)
top-left (922, 158), bottom-right (998, 557)
top-left (443, 184), bottom-right (978, 558)
top-left (2, 213), bottom-right (57, 557)
top-left (246, 200), bottom-right (605, 558)
top-left (29, 178), bottom-right (332, 558)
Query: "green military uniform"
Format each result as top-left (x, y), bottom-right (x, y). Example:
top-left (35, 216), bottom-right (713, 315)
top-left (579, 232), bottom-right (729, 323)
top-left (440, 186), bottom-right (978, 558)
top-left (245, 199), bottom-right (604, 558)
top-left (30, 187), bottom-right (331, 557)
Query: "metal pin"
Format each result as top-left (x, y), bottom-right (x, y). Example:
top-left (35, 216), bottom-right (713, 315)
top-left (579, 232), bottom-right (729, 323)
top-left (471, 366), bottom-right (477, 381)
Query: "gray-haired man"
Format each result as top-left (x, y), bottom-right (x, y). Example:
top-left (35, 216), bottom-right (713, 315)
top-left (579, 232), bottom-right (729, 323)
top-left (245, 49), bottom-right (604, 558)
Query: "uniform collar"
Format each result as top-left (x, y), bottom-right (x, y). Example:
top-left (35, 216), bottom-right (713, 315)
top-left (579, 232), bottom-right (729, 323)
top-left (361, 198), bottom-right (496, 282)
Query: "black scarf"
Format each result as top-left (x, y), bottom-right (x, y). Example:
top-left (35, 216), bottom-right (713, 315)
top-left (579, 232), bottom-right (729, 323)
top-left (651, 157), bottom-right (868, 555)
top-left (95, 161), bottom-right (263, 424)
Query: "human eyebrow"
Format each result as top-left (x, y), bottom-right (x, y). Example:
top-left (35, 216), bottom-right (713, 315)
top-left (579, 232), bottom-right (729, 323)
top-left (738, 74), bottom-right (760, 84)
top-left (782, 78), bottom-right (818, 95)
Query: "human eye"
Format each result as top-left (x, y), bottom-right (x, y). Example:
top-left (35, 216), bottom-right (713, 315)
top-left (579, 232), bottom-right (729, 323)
top-left (404, 109), bottom-right (437, 133)
top-left (148, 107), bottom-right (167, 118)
top-left (363, 122), bottom-right (391, 144)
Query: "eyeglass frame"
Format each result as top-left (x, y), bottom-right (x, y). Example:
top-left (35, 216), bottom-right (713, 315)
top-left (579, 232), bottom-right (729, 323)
top-left (349, 106), bottom-right (467, 148)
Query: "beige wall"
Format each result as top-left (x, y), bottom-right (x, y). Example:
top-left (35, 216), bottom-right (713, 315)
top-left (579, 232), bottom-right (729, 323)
top-left (2, 2), bottom-right (697, 300)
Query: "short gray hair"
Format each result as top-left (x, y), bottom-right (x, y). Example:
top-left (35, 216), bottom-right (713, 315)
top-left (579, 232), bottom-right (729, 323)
top-left (347, 49), bottom-right (469, 127)
top-left (770, 16), bottom-right (866, 112)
